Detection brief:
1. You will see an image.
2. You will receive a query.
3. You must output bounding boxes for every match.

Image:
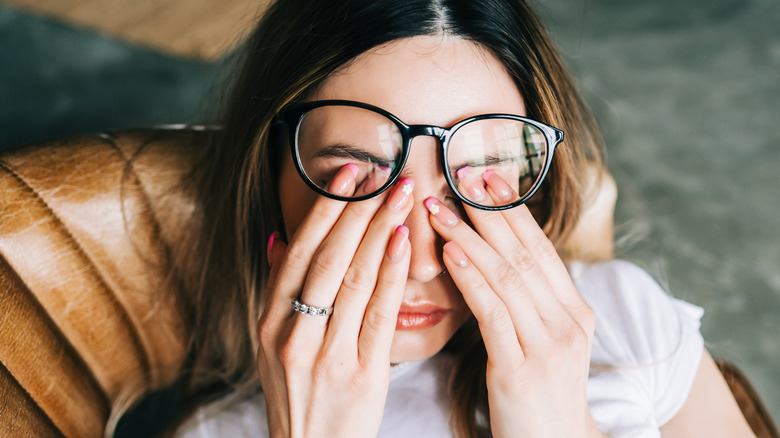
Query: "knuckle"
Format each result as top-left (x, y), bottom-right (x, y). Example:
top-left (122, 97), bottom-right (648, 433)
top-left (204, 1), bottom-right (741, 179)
top-left (578, 304), bottom-right (596, 333)
top-left (341, 264), bottom-right (374, 293)
top-left (363, 303), bottom-right (395, 332)
top-left (284, 243), bottom-right (312, 270)
top-left (277, 339), bottom-right (300, 370)
top-left (559, 321), bottom-right (590, 352)
top-left (277, 326), bottom-right (315, 372)
top-left (528, 234), bottom-right (558, 260)
top-left (462, 274), bottom-right (487, 294)
top-left (485, 306), bottom-right (514, 333)
top-left (309, 249), bottom-right (343, 276)
top-left (495, 262), bottom-right (522, 290)
top-left (374, 271), bottom-right (402, 292)
top-left (511, 246), bottom-right (537, 273)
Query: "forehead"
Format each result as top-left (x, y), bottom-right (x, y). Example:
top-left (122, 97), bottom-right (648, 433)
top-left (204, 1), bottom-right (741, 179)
top-left (312, 35), bottom-right (526, 127)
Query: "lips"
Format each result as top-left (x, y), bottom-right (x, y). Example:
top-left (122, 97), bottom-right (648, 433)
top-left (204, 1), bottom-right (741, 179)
top-left (395, 303), bottom-right (449, 330)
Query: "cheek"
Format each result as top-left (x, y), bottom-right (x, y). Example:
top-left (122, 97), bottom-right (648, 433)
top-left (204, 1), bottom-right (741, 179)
top-left (278, 156), bottom-right (318, 239)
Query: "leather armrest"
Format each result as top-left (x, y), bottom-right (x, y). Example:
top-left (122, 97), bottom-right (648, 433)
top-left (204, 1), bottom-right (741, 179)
top-left (0, 128), bottom-right (206, 437)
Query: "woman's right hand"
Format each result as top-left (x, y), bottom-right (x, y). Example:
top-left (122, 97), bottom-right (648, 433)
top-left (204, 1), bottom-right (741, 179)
top-left (256, 165), bottom-right (414, 438)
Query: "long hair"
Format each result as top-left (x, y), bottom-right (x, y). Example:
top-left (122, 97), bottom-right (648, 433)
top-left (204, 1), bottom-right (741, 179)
top-left (178, 0), bottom-right (605, 436)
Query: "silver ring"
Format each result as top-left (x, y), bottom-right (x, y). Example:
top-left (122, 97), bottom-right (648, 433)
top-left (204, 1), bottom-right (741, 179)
top-left (292, 298), bottom-right (333, 317)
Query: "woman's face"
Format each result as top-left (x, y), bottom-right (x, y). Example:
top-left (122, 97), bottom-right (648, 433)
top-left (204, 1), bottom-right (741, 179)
top-left (278, 35), bottom-right (527, 363)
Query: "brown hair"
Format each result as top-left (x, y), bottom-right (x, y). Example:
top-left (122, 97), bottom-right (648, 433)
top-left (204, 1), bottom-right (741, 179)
top-left (178, 0), bottom-right (605, 436)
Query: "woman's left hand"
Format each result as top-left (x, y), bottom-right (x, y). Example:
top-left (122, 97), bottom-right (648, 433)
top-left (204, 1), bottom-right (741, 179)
top-left (424, 172), bottom-right (605, 438)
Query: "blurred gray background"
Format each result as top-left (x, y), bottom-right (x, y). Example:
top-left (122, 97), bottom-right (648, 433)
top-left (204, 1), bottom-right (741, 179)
top-left (539, 0), bottom-right (780, 421)
top-left (1, 0), bottom-right (778, 433)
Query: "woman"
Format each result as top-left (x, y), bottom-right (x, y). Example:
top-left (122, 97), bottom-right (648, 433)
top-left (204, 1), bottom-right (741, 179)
top-left (173, 0), bottom-right (754, 436)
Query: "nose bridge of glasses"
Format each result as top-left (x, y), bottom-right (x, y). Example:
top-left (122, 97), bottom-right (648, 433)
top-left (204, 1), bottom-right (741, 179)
top-left (407, 125), bottom-right (447, 142)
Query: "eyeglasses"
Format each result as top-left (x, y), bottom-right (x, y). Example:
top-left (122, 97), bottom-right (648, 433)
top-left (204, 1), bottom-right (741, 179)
top-left (276, 100), bottom-right (564, 211)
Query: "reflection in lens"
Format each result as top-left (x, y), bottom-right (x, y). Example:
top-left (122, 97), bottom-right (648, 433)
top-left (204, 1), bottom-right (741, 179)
top-left (296, 105), bottom-right (403, 197)
top-left (448, 118), bottom-right (547, 207)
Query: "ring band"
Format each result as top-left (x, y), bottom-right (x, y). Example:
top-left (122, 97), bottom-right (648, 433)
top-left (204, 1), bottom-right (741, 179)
top-left (292, 298), bottom-right (333, 317)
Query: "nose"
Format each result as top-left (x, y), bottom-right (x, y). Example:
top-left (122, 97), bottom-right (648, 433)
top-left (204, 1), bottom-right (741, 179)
top-left (400, 136), bottom-right (448, 282)
top-left (404, 200), bottom-right (447, 282)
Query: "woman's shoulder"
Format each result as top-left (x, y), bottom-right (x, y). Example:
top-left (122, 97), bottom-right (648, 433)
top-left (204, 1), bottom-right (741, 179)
top-left (570, 260), bottom-right (706, 433)
top-left (569, 259), bottom-right (704, 366)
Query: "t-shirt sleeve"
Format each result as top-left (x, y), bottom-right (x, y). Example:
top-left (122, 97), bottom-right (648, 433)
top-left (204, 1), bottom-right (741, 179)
top-left (570, 260), bottom-right (705, 437)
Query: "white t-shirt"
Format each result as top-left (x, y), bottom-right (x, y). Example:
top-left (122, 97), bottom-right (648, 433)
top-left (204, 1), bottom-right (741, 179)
top-left (175, 260), bottom-right (704, 438)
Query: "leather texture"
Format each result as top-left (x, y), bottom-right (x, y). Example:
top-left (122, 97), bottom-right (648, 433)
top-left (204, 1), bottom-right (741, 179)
top-left (0, 128), bottom-right (776, 437)
top-left (0, 128), bottom-right (205, 437)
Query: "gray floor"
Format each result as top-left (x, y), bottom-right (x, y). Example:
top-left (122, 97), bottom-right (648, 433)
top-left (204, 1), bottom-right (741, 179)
top-left (1, 0), bottom-right (778, 430)
top-left (541, 0), bottom-right (780, 421)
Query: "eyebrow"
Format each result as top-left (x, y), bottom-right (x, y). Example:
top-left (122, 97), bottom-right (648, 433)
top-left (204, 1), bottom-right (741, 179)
top-left (311, 144), bottom-right (394, 169)
top-left (452, 153), bottom-right (524, 168)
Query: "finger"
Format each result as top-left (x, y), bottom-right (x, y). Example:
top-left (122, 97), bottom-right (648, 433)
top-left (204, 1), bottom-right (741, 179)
top-left (466, 170), bottom-right (584, 307)
top-left (454, 166), bottom-right (488, 204)
top-left (481, 170), bottom-right (585, 310)
top-left (354, 165), bottom-right (391, 197)
top-left (327, 179), bottom-right (414, 343)
top-left (457, 177), bottom-right (564, 322)
top-left (324, 162), bottom-right (359, 195)
top-left (357, 225), bottom-right (411, 364)
top-left (441, 241), bottom-right (529, 367)
top-left (264, 164), bottom-right (357, 320)
top-left (425, 197), bottom-right (568, 325)
top-left (296, 186), bottom-right (389, 316)
top-left (482, 169), bottom-right (521, 205)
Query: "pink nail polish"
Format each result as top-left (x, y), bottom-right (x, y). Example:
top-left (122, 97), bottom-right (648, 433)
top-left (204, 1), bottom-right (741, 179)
top-left (344, 163), bottom-right (359, 178)
top-left (388, 225), bottom-right (410, 262)
top-left (267, 231), bottom-right (280, 264)
top-left (482, 169), bottom-right (495, 185)
top-left (333, 164), bottom-right (358, 196)
top-left (456, 166), bottom-right (472, 181)
top-left (424, 197), bottom-right (458, 226)
top-left (387, 178), bottom-right (414, 210)
top-left (481, 169), bottom-right (515, 201)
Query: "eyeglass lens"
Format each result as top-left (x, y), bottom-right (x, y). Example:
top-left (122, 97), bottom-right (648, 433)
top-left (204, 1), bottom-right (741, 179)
top-left (295, 105), bottom-right (548, 207)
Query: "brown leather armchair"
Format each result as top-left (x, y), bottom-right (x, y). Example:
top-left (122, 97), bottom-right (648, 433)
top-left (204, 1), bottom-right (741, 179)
top-left (0, 128), bottom-right (777, 437)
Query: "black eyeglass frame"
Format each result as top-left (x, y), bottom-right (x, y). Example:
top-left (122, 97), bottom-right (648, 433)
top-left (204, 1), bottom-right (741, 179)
top-left (277, 100), bottom-right (564, 211)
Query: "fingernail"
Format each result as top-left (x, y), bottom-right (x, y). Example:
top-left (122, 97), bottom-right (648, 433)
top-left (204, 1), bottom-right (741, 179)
top-left (462, 180), bottom-right (486, 202)
top-left (482, 169), bottom-right (514, 201)
top-left (481, 169), bottom-right (494, 185)
top-left (456, 166), bottom-right (472, 181)
top-left (344, 163), bottom-right (359, 178)
top-left (387, 178), bottom-right (414, 210)
top-left (267, 231), bottom-right (281, 265)
top-left (424, 197), bottom-right (458, 226)
top-left (357, 170), bottom-right (388, 196)
top-left (388, 225), bottom-right (409, 262)
top-left (332, 163), bottom-right (358, 196)
top-left (443, 242), bottom-right (469, 267)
